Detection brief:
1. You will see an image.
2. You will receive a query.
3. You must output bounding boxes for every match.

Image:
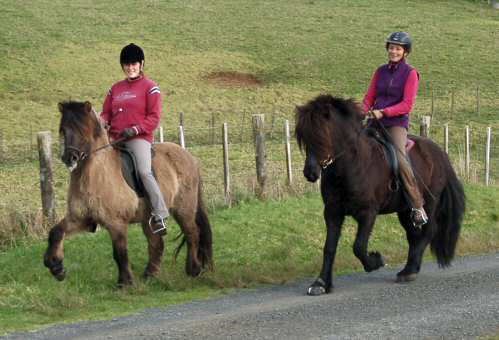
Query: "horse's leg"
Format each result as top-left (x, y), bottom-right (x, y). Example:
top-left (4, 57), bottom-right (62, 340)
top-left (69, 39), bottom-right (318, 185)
top-left (307, 209), bottom-right (344, 296)
top-left (106, 225), bottom-right (134, 287)
top-left (353, 211), bottom-right (385, 272)
top-left (396, 210), bottom-right (432, 282)
top-left (44, 217), bottom-right (95, 281)
top-left (174, 212), bottom-right (202, 277)
top-left (141, 221), bottom-right (165, 278)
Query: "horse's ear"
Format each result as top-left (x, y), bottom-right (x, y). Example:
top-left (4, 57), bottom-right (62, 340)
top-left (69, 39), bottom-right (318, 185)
top-left (58, 102), bottom-right (64, 113)
top-left (84, 101), bottom-right (92, 113)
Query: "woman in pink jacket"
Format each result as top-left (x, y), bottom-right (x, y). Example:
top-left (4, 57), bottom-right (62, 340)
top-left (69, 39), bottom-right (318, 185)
top-left (363, 32), bottom-right (428, 228)
top-left (101, 43), bottom-right (168, 235)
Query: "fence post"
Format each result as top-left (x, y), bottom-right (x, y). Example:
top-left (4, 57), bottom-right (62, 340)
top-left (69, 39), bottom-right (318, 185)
top-left (420, 115), bottom-right (431, 137)
top-left (179, 125), bottom-right (185, 149)
top-left (476, 85), bottom-right (480, 116)
top-left (252, 114), bottom-right (266, 198)
top-left (465, 125), bottom-right (470, 181)
top-left (222, 123), bottom-right (231, 206)
top-left (179, 111), bottom-right (184, 127)
top-left (210, 112), bottom-right (216, 145)
top-left (485, 127), bottom-right (491, 186)
top-left (37, 131), bottom-right (56, 222)
top-left (430, 88), bottom-right (435, 119)
top-left (0, 130), bottom-right (4, 162)
top-left (450, 90), bottom-right (455, 119)
top-left (158, 126), bottom-right (164, 143)
top-left (284, 120), bottom-right (293, 185)
top-left (444, 123), bottom-right (449, 154)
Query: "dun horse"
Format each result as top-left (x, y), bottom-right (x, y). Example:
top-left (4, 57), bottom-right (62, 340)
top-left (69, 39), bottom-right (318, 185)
top-left (44, 101), bottom-right (213, 286)
top-left (295, 94), bottom-right (465, 295)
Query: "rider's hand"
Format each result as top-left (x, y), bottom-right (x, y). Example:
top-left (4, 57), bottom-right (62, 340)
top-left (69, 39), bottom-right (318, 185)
top-left (121, 127), bottom-right (139, 138)
top-left (369, 109), bottom-right (384, 120)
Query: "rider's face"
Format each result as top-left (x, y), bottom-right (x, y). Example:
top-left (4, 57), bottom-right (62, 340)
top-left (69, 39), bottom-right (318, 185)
top-left (387, 44), bottom-right (407, 63)
top-left (122, 61), bottom-right (143, 79)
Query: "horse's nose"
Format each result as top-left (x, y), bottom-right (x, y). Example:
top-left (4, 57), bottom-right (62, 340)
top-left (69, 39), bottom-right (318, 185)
top-left (304, 166), bottom-right (319, 182)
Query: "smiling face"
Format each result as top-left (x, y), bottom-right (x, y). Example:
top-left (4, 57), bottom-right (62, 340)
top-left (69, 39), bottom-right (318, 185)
top-left (122, 61), bottom-right (143, 79)
top-left (387, 43), bottom-right (407, 63)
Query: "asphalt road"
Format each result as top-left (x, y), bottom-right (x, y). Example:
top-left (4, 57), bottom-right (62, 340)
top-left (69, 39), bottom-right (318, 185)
top-left (4, 253), bottom-right (498, 340)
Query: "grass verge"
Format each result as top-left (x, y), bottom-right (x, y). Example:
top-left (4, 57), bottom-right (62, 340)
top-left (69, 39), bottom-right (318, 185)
top-left (0, 183), bottom-right (498, 335)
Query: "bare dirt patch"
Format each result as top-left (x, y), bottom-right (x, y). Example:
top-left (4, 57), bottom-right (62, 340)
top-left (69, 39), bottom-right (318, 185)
top-left (203, 71), bottom-right (263, 88)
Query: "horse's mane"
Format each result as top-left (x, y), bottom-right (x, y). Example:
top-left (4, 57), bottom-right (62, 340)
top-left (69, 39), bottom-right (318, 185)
top-left (295, 94), bottom-right (362, 153)
top-left (58, 100), bottom-right (102, 139)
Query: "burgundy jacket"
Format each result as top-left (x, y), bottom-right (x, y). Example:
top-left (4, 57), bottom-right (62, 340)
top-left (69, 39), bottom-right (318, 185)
top-left (101, 75), bottom-right (162, 143)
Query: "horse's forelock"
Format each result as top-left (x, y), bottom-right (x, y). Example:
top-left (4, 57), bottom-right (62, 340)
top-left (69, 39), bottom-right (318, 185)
top-left (59, 101), bottom-right (102, 139)
top-left (295, 99), bottom-right (333, 157)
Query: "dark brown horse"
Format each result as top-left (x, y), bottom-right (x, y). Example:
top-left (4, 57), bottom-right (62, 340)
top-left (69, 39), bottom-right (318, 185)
top-left (44, 101), bottom-right (213, 286)
top-left (295, 94), bottom-right (465, 295)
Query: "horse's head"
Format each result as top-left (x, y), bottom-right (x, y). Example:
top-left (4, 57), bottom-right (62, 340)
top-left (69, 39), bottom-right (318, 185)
top-left (295, 94), bottom-right (363, 182)
top-left (58, 101), bottom-right (104, 172)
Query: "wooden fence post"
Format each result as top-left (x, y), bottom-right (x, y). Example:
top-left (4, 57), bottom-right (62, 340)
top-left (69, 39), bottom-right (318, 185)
top-left (252, 114), bottom-right (266, 198)
top-left (158, 126), bottom-right (164, 143)
top-left (420, 115), bottom-right (431, 138)
top-left (444, 123), bottom-right (449, 154)
top-left (450, 90), bottom-right (455, 119)
top-left (222, 123), bottom-right (231, 206)
top-left (284, 120), bottom-right (293, 185)
top-left (485, 127), bottom-right (491, 186)
top-left (210, 112), bottom-right (216, 145)
top-left (179, 111), bottom-right (184, 127)
top-left (465, 125), bottom-right (470, 181)
top-left (0, 130), bottom-right (4, 162)
top-left (476, 85), bottom-right (480, 116)
top-left (37, 131), bottom-right (56, 222)
top-left (179, 125), bottom-right (185, 148)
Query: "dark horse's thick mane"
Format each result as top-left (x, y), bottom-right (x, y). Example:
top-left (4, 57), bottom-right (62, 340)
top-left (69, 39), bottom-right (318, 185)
top-left (58, 100), bottom-right (102, 139)
top-left (295, 94), bottom-right (362, 156)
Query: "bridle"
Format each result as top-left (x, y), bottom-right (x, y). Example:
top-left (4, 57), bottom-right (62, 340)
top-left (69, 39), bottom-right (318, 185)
top-left (63, 137), bottom-right (125, 169)
top-left (319, 151), bottom-right (344, 169)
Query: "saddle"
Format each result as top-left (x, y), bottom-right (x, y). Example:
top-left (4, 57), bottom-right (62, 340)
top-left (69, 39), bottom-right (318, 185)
top-left (114, 145), bottom-right (156, 198)
top-left (365, 127), bottom-right (415, 185)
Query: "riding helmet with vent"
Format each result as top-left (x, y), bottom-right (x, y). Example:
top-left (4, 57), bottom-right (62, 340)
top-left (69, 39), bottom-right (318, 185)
top-left (120, 43), bottom-right (145, 65)
top-left (385, 32), bottom-right (412, 53)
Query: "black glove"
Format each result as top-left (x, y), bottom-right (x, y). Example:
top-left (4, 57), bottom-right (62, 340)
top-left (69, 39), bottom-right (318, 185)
top-left (121, 127), bottom-right (138, 138)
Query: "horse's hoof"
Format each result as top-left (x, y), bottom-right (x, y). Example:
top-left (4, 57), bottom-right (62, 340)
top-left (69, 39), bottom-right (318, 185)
top-left (54, 270), bottom-right (66, 281)
top-left (365, 251), bottom-right (385, 272)
top-left (143, 271), bottom-right (158, 280)
top-left (307, 285), bottom-right (328, 296)
top-left (307, 278), bottom-right (331, 296)
top-left (396, 273), bottom-right (418, 283)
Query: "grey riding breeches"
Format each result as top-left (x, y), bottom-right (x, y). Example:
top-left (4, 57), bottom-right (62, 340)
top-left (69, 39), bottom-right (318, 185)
top-left (124, 138), bottom-right (170, 219)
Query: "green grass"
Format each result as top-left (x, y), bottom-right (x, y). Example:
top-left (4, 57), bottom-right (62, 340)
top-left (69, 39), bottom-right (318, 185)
top-left (1, 0), bottom-right (499, 142)
top-left (0, 184), bottom-right (498, 335)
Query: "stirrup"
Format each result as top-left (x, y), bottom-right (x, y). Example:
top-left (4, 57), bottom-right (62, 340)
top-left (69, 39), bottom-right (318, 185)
top-left (411, 208), bottom-right (428, 228)
top-left (148, 215), bottom-right (167, 235)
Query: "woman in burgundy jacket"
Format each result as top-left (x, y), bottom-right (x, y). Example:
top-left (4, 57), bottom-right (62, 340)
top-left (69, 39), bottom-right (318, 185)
top-left (101, 43), bottom-right (168, 235)
top-left (362, 32), bottom-right (428, 228)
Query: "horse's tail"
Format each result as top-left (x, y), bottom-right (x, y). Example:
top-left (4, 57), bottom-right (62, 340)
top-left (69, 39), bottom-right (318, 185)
top-left (431, 163), bottom-right (465, 267)
top-left (195, 179), bottom-right (213, 270)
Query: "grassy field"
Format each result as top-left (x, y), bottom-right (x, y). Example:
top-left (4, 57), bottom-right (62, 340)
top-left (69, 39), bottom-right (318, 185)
top-left (0, 184), bottom-right (498, 335)
top-left (1, 0), bottom-right (499, 142)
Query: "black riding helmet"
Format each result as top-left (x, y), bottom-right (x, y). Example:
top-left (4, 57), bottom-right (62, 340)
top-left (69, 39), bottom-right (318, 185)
top-left (385, 32), bottom-right (412, 53)
top-left (120, 43), bottom-right (145, 65)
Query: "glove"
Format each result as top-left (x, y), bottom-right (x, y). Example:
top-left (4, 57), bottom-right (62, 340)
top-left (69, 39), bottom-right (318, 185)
top-left (121, 127), bottom-right (139, 138)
